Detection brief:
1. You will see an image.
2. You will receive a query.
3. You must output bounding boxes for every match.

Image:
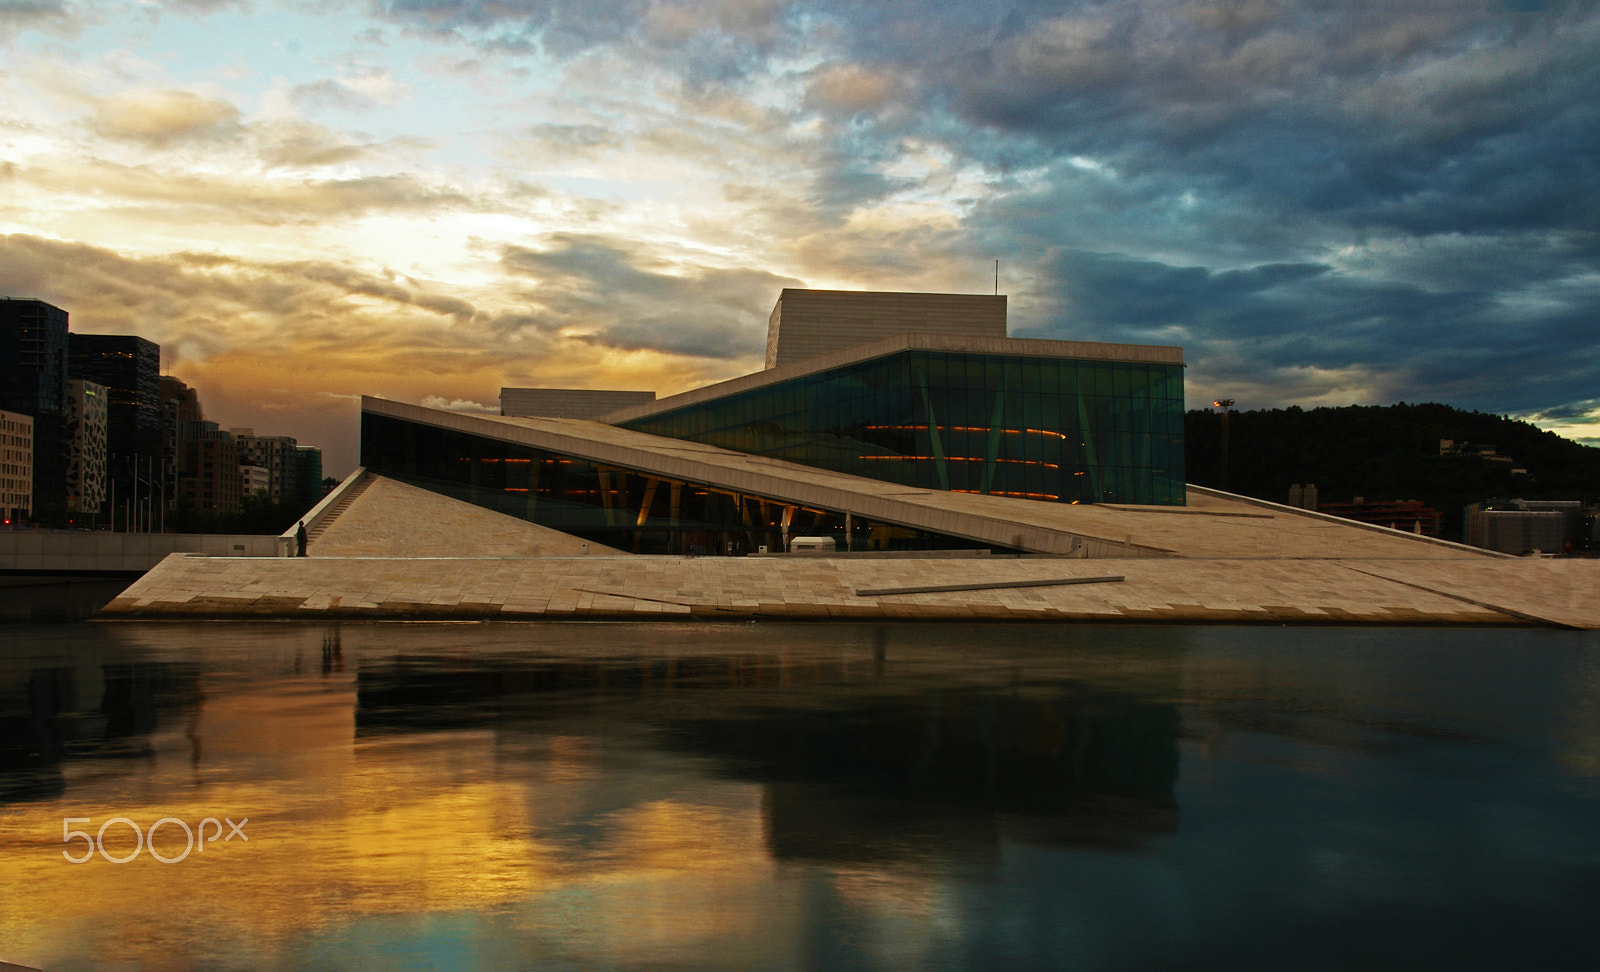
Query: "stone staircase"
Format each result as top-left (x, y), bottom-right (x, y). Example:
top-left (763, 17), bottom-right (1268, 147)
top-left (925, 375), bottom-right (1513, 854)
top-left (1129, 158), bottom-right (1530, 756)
top-left (306, 472), bottom-right (374, 546)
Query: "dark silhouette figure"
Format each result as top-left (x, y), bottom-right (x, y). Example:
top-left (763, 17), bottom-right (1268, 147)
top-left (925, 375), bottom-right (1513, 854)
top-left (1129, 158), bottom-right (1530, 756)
top-left (296, 521), bottom-right (308, 557)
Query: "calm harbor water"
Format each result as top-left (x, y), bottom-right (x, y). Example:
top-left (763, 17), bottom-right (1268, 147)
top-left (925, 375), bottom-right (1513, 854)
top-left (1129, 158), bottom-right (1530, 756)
top-left (1, 620), bottom-right (1597, 970)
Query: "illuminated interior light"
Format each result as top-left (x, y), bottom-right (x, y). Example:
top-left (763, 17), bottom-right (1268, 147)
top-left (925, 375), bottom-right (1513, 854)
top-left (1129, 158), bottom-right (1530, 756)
top-left (856, 456), bottom-right (1060, 469)
top-left (862, 424), bottom-right (1070, 440)
top-left (951, 489), bottom-right (1061, 500)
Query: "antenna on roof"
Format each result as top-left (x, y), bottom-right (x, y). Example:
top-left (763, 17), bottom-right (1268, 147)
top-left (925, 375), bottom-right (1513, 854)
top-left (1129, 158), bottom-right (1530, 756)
top-left (994, 260), bottom-right (999, 295)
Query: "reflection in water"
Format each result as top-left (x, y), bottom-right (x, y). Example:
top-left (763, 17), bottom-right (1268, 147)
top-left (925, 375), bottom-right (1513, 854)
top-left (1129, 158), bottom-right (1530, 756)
top-left (0, 577), bottom-right (133, 622)
top-left (356, 646), bottom-right (1182, 867)
top-left (0, 621), bottom-right (1596, 970)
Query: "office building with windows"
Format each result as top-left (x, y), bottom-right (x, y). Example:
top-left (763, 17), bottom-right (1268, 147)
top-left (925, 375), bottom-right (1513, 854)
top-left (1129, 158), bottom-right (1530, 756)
top-left (1, 298), bottom-right (69, 523)
top-left (69, 333), bottom-right (163, 517)
top-left (232, 429), bottom-right (299, 501)
top-left (1, 409), bottom-right (33, 525)
top-left (65, 379), bottom-right (108, 518)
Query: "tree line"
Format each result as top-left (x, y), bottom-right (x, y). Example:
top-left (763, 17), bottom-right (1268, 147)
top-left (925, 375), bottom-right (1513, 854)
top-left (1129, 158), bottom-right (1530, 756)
top-left (1185, 402), bottom-right (1600, 541)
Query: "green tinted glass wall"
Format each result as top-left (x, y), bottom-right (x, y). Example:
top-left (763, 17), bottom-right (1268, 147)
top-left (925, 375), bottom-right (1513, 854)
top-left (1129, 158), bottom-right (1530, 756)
top-left (360, 411), bottom-right (1013, 553)
top-left (621, 351), bottom-right (1185, 505)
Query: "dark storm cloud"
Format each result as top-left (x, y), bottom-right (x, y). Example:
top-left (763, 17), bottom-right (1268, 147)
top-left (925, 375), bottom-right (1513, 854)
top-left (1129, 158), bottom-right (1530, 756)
top-left (500, 233), bottom-right (800, 358)
top-left (1016, 247), bottom-right (1600, 419)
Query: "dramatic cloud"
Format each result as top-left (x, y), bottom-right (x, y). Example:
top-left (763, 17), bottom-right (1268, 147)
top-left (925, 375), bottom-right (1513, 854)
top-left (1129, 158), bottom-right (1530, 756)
top-left (1, 0), bottom-right (1597, 472)
top-left (499, 233), bottom-right (799, 358)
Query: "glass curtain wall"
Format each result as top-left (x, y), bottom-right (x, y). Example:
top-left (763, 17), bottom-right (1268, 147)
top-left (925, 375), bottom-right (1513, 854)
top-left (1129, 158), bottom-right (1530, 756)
top-left (361, 412), bottom-right (1008, 554)
top-left (622, 351), bottom-right (1186, 505)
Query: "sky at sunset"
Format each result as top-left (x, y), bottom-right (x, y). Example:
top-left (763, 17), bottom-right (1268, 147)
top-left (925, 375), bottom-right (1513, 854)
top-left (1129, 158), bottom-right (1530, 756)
top-left (3, 0), bottom-right (1598, 475)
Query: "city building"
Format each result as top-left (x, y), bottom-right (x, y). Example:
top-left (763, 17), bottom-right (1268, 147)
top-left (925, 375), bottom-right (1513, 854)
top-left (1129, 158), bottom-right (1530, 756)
top-left (160, 376), bottom-right (203, 504)
top-left (161, 375), bottom-right (204, 425)
top-left (294, 446), bottom-right (324, 505)
top-left (242, 464), bottom-right (271, 497)
top-left (176, 422), bottom-right (243, 513)
top-left (69, 334), bottom-right (164, 517)
top-left (65, 379), bottom-right (108, 519)
top-left (1467, 499), bottom-right (1587, 555)
top-left (1286, 483), bottom-right (1319, 510)
top-left (1, 298), bottom-right (69, 523)
top-left (362, 289), bottom-right (1185, 554)
top-left (231, 429), bottom-right (299, 501)
top-left (1317, 498), bottom-right (1442, 538)
top-left (0, 409), bottom-right (33, 525)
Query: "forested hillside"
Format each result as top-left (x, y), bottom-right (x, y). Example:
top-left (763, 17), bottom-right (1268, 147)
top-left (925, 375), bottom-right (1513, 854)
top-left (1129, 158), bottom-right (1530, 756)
top-left (1184, 403), bottom-right (1600, 541)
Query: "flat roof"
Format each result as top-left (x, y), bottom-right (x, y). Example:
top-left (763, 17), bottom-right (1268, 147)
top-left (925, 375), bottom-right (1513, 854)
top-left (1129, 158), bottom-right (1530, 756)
top-left (599, 332), bottom-right (1185, 425)
top-left (363, 397), bottom-right (1493, 561)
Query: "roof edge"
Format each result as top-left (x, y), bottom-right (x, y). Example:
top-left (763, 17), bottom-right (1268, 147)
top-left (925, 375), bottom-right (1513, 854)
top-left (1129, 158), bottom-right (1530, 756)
top-left (599, 332), bottom-right (1184, 425)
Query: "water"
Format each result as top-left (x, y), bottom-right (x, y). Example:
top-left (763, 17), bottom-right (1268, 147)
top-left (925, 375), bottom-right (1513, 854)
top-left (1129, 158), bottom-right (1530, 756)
top-left (1, 621), bottom-right (1597, 970)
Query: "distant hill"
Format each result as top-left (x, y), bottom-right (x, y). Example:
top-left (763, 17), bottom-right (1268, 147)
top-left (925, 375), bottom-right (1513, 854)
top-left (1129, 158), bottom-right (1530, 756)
top-left (1185, 403), bottom-right (1600, 541)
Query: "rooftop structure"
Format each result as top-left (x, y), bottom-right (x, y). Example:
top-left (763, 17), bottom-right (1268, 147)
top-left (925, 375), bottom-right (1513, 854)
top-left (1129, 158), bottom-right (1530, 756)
top-left (501, 387), bottom-right (656, 419)
top-left (764, 288), bottom-right (1007, 369)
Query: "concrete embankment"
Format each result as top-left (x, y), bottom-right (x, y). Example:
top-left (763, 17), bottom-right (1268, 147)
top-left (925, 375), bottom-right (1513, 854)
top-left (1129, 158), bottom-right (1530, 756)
top-left (96, 553), bottom-right (1600, 628)
top-left (1, 531), bottom-right (282, 575)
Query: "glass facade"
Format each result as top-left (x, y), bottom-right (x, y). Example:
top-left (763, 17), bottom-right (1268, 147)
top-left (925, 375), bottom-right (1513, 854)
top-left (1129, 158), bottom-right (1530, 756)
top-left (361, 412), bottom-right (1016, 554)
top-left (622, 350), bottom-right (1185, 505)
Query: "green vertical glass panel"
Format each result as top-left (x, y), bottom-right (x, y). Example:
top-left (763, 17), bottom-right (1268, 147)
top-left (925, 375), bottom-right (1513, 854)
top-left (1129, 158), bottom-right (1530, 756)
top-left (1021, 357), bottom-right (1042, 395)
top-left (1022, 389), bottom-right (1043, 429)
top-left (1057, 362), bottom-right (1077, 397)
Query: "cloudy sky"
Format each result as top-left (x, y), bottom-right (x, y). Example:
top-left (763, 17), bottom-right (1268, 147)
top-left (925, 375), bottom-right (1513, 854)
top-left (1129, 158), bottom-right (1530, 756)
top-left (3, 0), bottom-right (1598, 474)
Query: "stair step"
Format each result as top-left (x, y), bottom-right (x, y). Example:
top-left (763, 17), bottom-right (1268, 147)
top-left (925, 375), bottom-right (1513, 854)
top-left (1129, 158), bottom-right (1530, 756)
top-left (306, 473), bottom-right (375, 542)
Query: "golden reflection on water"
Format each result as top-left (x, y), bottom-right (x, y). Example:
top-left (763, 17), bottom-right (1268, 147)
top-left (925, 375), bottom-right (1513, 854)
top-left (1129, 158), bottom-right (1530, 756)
top-left (0, 620), bottom-right (1190, 967)
top-left (5, 622), bottom-right (1597, 969)
top-left (0, 645), bottom-right (786, 967)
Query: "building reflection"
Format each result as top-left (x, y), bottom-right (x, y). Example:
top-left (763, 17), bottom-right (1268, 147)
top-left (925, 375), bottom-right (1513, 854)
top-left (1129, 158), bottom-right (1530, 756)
top-left (354, 635), bottom-right (1183, 864)
top-left (0, 621), bottom-right (1184, 968)
top-left (4, 622), bottom-right (1596, 969)
top-left (0, 651), bottom-right (202, 802)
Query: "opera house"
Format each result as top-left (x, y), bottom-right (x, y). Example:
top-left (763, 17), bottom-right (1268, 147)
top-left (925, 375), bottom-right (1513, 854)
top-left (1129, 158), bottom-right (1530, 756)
top-left (362, 289), bottom-right (1186, 556)
top-left (102, 288), bottom-right (1600, 628)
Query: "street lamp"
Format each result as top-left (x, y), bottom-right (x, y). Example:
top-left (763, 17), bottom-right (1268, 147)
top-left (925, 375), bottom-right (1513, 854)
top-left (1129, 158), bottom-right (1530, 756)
top-left (1212, 399), bottom-right (1235, 492)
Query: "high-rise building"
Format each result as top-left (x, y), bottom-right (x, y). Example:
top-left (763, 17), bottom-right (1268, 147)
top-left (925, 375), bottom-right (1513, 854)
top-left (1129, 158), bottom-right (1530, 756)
top-left (294, 446), bottom-right (323, 507)
top-left (160, 376), bottom-right (203, 509)
top-left (1, 409), bottom-right (33, 525)
top-left (69, 334), bottom-right (163, 521)
top-left (66, 380), bottom-right (108, 519)
top-left (160, 375), bottom-right (204, 424)
top-left (1, 298), bottom-right (70, 523)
